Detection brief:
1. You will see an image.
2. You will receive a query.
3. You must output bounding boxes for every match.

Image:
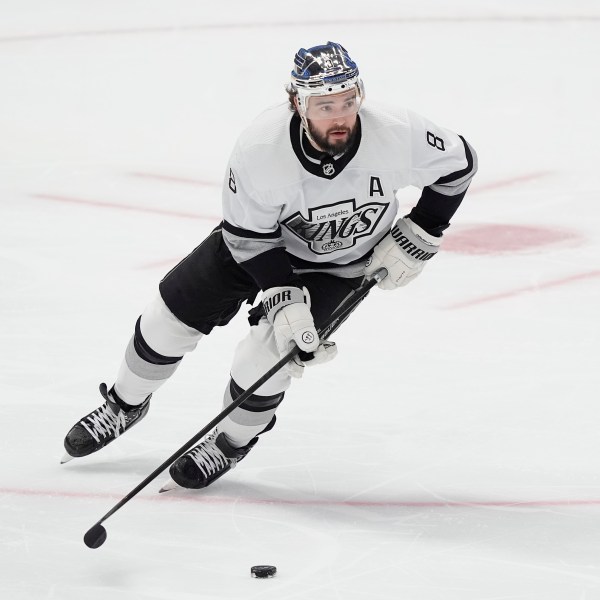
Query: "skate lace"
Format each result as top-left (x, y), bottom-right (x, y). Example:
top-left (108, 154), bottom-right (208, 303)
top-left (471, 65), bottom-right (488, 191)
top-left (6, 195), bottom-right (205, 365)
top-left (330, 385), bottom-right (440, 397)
top-left (81, 403), bottom-right (127, 443)
top-left (188, 435), bottom-right (232, 478)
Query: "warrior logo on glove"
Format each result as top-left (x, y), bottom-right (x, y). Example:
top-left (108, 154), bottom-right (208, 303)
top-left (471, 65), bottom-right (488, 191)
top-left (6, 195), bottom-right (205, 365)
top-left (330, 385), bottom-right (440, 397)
top-left (391, 225), bottom-right (437, 261)
top-left (301, 331), bottom-right (315, 344)
top-left (364, 217), bottom-right (442, 290)
top-left (262, 290), bottom-right (294, 314)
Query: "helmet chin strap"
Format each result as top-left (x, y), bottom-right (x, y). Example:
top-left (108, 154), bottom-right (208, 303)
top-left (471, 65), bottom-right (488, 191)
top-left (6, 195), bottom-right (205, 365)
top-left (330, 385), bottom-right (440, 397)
top-left (299, 114), bottom-right (322, 151)
top-left (294, 97), bottom-right (322, 151)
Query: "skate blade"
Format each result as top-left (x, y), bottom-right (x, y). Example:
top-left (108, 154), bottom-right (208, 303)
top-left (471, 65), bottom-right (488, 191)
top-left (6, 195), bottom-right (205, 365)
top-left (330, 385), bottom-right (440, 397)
top-left (158, 478), bottom-right (180, 493)
top-left (60, 453), bottom-right (75, 464)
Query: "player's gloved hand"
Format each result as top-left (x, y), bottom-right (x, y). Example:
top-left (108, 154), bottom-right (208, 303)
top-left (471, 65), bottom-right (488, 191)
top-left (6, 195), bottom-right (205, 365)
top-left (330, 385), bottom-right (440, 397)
top-left (364, 217), bottom-right (441, 290)
top-left (262, 286), bottom-right (337, 378)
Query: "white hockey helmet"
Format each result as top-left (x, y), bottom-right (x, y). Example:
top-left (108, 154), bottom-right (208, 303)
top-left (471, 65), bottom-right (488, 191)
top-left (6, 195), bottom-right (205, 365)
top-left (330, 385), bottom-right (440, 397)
top-left (290, 42), bottom-right (365, 121)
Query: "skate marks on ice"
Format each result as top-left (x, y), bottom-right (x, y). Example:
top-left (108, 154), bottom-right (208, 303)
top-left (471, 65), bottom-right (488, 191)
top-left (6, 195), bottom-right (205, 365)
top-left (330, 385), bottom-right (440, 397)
top-left (4, 481), bottom-right (600, 598)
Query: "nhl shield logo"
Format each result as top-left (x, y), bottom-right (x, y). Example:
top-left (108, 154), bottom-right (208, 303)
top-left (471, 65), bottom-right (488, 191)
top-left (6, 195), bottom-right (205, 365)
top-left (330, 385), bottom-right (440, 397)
top-left (322, 163), bottom-right (335, 176)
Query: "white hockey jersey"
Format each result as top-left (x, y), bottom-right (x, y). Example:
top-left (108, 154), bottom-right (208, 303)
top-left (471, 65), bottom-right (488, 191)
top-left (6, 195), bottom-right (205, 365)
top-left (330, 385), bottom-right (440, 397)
top-left (221, 102), bottom-right (477, 290)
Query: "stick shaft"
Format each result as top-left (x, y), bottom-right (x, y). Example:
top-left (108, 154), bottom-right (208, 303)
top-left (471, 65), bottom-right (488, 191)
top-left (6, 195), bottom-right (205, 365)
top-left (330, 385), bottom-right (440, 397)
top-left (90, 270), bottom-right (384, 529)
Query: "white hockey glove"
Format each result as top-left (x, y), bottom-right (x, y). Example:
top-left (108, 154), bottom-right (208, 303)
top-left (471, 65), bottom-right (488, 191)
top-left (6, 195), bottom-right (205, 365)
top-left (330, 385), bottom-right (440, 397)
top-left (262, 286), bottom-right (337, 378)
top-left (365, 217), bottom-right (441, 290)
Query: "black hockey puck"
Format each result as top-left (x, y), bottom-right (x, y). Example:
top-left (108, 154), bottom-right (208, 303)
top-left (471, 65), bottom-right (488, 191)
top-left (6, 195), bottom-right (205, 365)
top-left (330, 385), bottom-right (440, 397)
top-left (251, 565), bottom-right (277, 578)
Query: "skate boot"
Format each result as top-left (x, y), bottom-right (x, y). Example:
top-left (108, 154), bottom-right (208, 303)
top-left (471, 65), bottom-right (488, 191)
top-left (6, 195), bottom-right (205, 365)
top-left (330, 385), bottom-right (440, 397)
top-left (62, 383), bottom-right (150, 463)
top-left (160, 431), bottom-right (257, 491)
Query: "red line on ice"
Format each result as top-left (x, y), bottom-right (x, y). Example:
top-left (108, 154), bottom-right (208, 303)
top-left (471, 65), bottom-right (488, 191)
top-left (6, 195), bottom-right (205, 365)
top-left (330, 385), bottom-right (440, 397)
top-left (127, 169), bottom-right (551, 194)
top-left (32, 193), bottom-right (221, 222)
top-left (445, 270), bottom-right (600, 310)
top-left (32, 169), bottom-right (551, 223)
top-left (3, 487), bottom-right (600, 509)
top-left (128, 169), bottom-right (552, 194)
top-left (469, 170), bottom-right (553, 194)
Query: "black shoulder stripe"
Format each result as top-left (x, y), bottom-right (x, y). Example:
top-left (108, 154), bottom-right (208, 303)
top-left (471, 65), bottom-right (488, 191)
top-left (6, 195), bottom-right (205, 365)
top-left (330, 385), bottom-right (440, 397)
top-left (222, 219), bottom-right (282, 240)
top-left (435, 135), bottom-right (474, 185)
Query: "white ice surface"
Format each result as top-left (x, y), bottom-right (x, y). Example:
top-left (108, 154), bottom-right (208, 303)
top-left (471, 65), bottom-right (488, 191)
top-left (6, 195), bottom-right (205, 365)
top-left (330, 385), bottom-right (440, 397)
top-left (1, 2), bottom-right (600, 599)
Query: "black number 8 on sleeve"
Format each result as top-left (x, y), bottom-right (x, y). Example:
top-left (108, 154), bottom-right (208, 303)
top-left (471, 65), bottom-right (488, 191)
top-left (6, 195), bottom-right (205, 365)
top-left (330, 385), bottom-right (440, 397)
top-left (426, 131), bottom-right (446, 151)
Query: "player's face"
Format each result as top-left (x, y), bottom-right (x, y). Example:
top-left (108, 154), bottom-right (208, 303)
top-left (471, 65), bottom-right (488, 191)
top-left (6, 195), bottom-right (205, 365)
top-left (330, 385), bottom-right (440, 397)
top-left (305, 89), bottom-right (361, 121)
top-left (303, 90), bottom-right (360, 155)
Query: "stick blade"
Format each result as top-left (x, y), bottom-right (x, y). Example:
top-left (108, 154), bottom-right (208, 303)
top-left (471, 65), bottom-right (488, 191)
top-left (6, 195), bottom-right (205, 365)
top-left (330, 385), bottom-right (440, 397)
top-left (84, 524), bottom-right (107, 549)
top-left (158, 477), bottom-right (180, 493)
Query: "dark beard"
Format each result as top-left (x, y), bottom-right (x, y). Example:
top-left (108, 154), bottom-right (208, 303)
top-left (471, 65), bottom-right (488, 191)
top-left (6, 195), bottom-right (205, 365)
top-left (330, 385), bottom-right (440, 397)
top-left (307, 120), bottom-right (358, 156)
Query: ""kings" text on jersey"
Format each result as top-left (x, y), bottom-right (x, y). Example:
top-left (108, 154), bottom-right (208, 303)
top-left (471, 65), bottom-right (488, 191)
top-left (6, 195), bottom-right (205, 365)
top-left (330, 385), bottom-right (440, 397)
top-left (282, 199), bottom-right (389, 255)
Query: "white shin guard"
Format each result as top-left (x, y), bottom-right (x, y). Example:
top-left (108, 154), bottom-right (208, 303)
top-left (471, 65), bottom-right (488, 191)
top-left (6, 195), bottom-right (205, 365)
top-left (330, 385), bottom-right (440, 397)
top-left (114, 294), bottom-right (204, 405)
top-left (217, 319), bottom-right (290, 447)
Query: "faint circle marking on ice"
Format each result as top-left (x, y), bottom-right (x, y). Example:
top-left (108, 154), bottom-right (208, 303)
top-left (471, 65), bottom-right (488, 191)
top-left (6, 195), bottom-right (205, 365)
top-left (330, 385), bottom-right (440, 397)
top-left (443, 224), bottom-right (582, 255)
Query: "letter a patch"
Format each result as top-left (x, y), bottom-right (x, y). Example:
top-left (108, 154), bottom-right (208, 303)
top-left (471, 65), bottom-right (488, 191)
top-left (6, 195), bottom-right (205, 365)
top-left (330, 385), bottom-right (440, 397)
top-left (369, 176), bottom-right (384, 197)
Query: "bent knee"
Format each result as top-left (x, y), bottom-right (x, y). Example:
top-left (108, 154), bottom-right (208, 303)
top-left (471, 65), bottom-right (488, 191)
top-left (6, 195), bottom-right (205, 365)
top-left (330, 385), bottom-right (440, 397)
top-left (139, 294), bottom-right (203, 357)
top-left (231, 319), bottom-right (291, 395)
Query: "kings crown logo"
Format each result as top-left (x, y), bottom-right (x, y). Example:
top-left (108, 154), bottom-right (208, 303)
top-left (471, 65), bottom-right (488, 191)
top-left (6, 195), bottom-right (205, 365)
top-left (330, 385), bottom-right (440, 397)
top-left (282, 199), bottom-right (388, 255)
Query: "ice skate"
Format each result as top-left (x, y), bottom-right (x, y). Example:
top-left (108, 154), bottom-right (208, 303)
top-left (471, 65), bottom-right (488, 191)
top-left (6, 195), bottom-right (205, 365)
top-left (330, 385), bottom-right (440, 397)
top-left (62, 383), bottom-right (150, 463)
top-left (159, 431), bottom-right (257, 491)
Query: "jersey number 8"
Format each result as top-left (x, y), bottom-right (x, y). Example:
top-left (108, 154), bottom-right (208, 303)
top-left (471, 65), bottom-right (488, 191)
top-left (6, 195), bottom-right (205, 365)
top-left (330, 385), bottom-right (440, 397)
top-left (426, 131), bottom-right (446, 152)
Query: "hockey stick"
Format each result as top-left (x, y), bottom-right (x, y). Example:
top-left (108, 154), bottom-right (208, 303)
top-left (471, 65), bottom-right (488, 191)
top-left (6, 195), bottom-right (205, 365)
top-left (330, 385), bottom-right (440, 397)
top-left (83, 268), bottom-right (387, 549)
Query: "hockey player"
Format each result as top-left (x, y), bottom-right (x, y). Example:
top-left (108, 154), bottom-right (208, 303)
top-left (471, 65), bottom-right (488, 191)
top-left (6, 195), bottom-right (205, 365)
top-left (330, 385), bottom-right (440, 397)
top-left (62, 42), bottom-right (477, 490)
